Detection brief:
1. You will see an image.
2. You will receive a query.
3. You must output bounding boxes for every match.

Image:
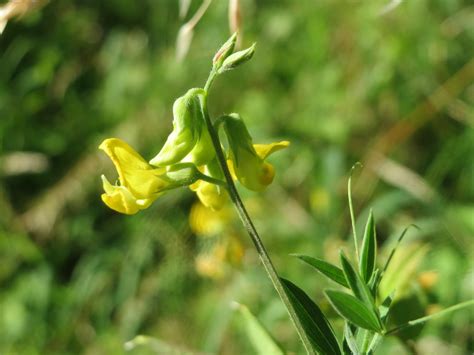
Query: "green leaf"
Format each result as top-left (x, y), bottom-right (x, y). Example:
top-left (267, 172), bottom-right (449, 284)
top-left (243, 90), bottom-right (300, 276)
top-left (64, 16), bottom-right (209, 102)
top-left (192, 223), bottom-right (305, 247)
top-left (343, 323), bottom-right (360, 355)
top-left (368, 269), bottom-right (382, 296)
top-left (280, 278), bottom-right (341, 355)
top-left (233, 302), bottom-right (284, 355)
top-left (293, 254), bottom-right (349, 288)
top-left (359, 210), bottom-right (377, 282)
top-left (340, 252), bottom-right (383, 330)
top-left (364, 295), bottom-right (394, 354)
top-left (379, 293), bottom-right (394, 322)
top-left (325, 290), bottom-right (383, 332)
top-left (340, 253), bottom-right (377, 308)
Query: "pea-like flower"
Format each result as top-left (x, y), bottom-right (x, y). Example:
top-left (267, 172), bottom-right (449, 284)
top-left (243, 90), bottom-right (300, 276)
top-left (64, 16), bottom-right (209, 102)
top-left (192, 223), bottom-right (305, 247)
top-left (223, 114), bottom-right (289, 191)
top-left (100, 138), bottom-right (201, 214)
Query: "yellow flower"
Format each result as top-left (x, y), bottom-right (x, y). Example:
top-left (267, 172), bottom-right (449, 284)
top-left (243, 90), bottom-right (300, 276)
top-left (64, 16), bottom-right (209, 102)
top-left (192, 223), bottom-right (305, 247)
top-left (99, 138), bottom-right (200, 214)
top-left (190, 180), bottom-right (228, 211)
top-left (223, 114), bottom-right (289, 191)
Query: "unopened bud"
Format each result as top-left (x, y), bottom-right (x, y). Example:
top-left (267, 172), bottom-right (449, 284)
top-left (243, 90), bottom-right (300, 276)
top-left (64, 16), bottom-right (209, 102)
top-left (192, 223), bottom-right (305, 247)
top-left (213, 32), bottom-right (237, 68)
top-left (218, 43), bottom-right (256, 73)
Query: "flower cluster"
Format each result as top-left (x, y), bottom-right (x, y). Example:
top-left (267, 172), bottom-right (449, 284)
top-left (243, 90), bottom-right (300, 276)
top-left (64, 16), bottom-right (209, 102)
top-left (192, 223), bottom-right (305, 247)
top-left (99, 35), bottom-right (289, 214)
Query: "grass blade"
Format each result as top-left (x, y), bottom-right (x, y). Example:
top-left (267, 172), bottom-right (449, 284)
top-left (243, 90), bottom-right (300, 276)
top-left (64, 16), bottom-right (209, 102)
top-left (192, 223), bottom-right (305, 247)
top-left (293, 254), bottom-right (349, 288)
top-left (233, 302), bottom-right (284, 355)
top-left (386, 300), bottom-right (474, 335)
top-left (281, 278), bottom-right (341, 355)
top-left (382, 224), bottom-right (418, 274)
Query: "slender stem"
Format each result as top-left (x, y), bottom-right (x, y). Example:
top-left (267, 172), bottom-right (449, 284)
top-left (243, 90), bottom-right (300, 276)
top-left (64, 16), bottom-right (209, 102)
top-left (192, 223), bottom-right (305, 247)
top-left (385, 300), bottom-right (474, 335)
top-left (201, 69), bottom-right (315, 354)
top-left (348, 164), bottom-right (360, 262)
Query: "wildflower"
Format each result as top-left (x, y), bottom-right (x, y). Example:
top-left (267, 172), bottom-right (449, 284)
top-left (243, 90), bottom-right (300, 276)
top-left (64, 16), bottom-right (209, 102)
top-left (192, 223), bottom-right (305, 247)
top-left (99, 138), bottom-right (201, 214)
top-left (223, 113), bottom-right (289, 191)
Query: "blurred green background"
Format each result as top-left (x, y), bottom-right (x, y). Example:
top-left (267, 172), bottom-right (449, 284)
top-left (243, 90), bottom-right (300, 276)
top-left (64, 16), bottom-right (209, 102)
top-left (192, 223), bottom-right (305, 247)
top-left (0, 0), bottom-right (473, 354)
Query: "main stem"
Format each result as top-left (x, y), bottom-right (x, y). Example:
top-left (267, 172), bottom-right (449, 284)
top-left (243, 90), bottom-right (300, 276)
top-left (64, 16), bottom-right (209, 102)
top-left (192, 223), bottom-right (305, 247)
top-left (201, 68), bottom-right (314, 354)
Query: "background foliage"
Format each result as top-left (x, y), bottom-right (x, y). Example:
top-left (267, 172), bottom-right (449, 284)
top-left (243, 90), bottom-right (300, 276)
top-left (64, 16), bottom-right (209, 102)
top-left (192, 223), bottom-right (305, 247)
top-left (0, 0), bottom-right (472, 354)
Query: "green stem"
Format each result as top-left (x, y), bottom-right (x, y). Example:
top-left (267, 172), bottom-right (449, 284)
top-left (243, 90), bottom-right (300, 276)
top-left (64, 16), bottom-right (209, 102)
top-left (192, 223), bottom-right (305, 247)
top-left (198, 173), bottom-right (226, 187)
top-left (385, 300), bottom-right (474, 335)
top-left (201, 69), bottom-right (315, 354)
top-left (348, 164), bottom-right (361, 262)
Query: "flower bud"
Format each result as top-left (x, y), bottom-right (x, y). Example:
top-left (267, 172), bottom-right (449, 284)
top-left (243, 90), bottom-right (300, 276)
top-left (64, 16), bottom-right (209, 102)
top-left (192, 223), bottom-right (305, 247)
top-left (213, 32), bottom-right (237, 69)
top-left (218, 43), bottom-right (256, 74)
top-left (150, 89), bottom-right (202, 167)
top-left (181, 115), bottom-right (215, 166)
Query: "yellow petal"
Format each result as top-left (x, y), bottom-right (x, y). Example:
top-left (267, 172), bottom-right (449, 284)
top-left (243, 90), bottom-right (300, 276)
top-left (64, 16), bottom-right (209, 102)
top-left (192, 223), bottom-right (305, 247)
top-left (253, 140), bottom-right (290, 160)
top-left (99, 138), bottom-right (168, 198)
top-left (196, 182), bottom-right (228, 211)
top-left (101, 175), bottom-right (154, 215)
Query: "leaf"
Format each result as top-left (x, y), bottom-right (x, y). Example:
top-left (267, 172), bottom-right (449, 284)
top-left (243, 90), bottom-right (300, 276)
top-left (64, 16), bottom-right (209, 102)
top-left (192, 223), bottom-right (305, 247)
top-left (280, 278), bottom-right (341, 355)
top-left (368, 269), bottom-right (382, 296)
top-left (379, 293), bottom-right (394, 322)
top-left (340, 252), bottom-right (379, 317)
top-left (359, 210), bottom-right (377, 282)
top-left (365, 294), bottom-right (394, 353)
top-left (325, 290), bottom-right (383, 332)
top-left (293, 254), bottom-right (349, 288)
top-left (343, 323), bottom-right (360, 355)
top-left (233, 302), bottom-right (284, 355)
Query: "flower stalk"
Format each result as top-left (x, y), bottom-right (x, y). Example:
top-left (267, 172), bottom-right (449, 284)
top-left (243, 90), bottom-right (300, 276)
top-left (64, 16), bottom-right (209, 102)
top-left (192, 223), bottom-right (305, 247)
top-left (201, 68), bottom-right (315, 354)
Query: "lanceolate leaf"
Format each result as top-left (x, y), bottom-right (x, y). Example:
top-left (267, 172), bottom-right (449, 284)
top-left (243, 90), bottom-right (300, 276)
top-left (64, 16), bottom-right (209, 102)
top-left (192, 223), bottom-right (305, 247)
top-left (359, 210), bottom-right (377, 282)
top-left (340, 252), bottom-right (383, 329)
top-left (340, 253), bottom-right (376, 308)
top-left (325, 290), bottom-right (383, 332)
top-left (280, 278), bottom-right (341, 355)
top-left (293, 254), bottom-right (349, 288)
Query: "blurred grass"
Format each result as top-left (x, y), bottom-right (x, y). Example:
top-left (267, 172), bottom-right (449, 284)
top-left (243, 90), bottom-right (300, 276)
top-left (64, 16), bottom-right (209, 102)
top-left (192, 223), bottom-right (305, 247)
top-left (0, 0), bottom-right (473, 354)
